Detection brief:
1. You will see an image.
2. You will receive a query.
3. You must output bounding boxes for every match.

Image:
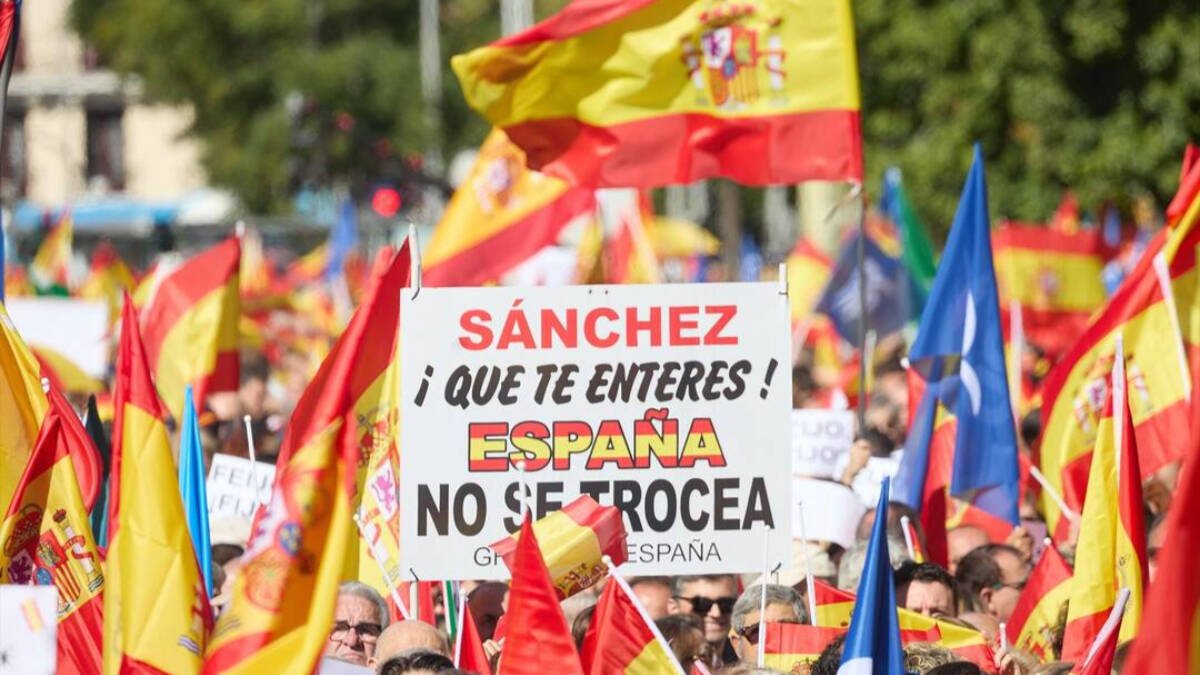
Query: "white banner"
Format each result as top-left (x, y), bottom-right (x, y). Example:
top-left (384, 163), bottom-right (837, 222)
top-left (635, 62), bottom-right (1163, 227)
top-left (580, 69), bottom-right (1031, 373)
top-left (6, 298), bottom-right (109, 378)
top-left (400, 283), bottom-right (792, 579)
top-left (0, 585), bottom-right (57, 675)
top-left (791, 409), bottom-right (855, 479)
top-left (792, 478), bottom-right (866, 549)
top-left (207, 454), bottom-right (276, 521)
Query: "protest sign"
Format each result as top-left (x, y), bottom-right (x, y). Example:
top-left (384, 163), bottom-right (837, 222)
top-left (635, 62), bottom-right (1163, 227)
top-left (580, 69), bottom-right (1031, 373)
top-left (400, 283), bottom-right (792, 579)
top-left (791, 409), bottom-right (855, 478)
top-left (792, 478), bottom-right (867, 549)
top-left (207, 454), bottom-right (277, 521)
top-left (6, 298), bottom-right (109, 378)
top-left (0, 585), bottom-right (57, 674)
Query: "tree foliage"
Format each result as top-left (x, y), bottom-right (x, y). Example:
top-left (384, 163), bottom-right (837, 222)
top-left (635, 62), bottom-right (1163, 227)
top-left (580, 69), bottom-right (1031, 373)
top-left (73, 0), bottom-right (1199, 229)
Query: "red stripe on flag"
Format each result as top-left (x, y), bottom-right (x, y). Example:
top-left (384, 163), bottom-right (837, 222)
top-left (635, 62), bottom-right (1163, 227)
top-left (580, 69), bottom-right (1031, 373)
top-left (494, 0), bottom-right (659, 46)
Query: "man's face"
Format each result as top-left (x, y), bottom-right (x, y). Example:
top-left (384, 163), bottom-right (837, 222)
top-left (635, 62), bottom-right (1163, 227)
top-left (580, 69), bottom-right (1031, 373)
top-left (673, 577), bottom-right (738, 644)
top-left (631, 582), bottom-right (674, 621)
top-left (730, 601), bottom-right (800, 664)
top-left (902, 580), bottom-right (955, 618)
top-left (985, 550), bottom-right (1030, 623)
top-left (325, 593), bottom-right (383, 665)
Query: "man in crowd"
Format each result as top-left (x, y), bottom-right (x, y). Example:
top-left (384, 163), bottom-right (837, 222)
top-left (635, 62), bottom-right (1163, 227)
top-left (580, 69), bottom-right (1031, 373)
top-left (671, 574), bottom-right (739, 667)
top-left (728, 584), bottom-right (805, 665)
top-left (946, 526), bottom-right (989, 574)
top-left (372, 620), bottom-right (451, 667)
top-left (894, 562), bottom-right (958, 618)
top-left (954, 544), bottom-right (1030, 622)
top-left (629, 576), bottom-right (675, 620)
top-left (326, 582), bottom-right (390, 666)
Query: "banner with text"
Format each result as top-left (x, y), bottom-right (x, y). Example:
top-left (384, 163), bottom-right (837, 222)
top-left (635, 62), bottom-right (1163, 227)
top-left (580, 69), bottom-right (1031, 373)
top-left (400, 283), bottom-right (792, 579)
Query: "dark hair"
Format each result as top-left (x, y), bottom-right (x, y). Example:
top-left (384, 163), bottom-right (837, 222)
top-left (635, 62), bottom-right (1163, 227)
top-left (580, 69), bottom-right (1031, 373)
top-left (925, 663), bottom-right (984, 675)
top-left (808, 633), bottom-right (846, 675)
top-left (895, 561), bottom-right (957, 609)
top-left (376, 649), bottom-right (455, 675)
top-left (572, 604), bottom-right (596, 651)
top-left (954, 548), bottom-right (1000, 612)
top-left (656, 614), bottom-right (704, 668)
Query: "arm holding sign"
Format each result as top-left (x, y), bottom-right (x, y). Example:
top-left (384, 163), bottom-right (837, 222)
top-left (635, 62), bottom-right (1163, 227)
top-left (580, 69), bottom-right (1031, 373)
top-left (839, 440), bottom-right (871, 487)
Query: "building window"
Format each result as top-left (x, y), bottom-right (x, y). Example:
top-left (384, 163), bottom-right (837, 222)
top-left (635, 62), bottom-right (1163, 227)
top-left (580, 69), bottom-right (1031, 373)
top-left (1, 111), bottom-right (26, 199)
top-left (86, 108), bottom-right (125, 191)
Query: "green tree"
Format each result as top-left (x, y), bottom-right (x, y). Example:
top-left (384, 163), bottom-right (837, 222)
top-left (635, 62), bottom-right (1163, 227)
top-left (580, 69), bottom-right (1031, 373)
top-left (854, 0), bottom-right (1200, 235)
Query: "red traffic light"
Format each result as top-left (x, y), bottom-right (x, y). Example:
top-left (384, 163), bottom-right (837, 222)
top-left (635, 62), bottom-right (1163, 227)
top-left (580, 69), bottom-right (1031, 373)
top-left (371, 186), bottom-right (402, 218)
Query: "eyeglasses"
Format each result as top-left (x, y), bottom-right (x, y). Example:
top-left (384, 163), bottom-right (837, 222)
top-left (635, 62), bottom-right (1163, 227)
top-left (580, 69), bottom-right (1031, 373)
top-left (330, 620), bottom-right (383, 642)
top-left (992, 578), bottom-right (1028, 592)
top-left (675, 595), bottom-right (736, 616)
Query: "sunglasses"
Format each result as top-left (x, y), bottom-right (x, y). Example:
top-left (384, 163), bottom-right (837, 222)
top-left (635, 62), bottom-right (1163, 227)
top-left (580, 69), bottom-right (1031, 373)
top-left (330, 620), bottom-right (383, 641)
top-left (736, 618), bottom-right (803, 645)
top-left (676, 595), bottom-right (737, 616)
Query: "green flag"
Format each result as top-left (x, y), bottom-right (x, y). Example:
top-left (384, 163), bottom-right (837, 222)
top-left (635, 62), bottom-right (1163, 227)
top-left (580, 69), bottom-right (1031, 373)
top-left (882, 168), bottom-right (937, 317)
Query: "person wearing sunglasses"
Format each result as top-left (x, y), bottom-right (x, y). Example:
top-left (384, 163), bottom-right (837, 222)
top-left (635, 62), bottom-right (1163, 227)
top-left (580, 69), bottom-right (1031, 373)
top-left (954, 544), bottom-right (1030, 623)
top-left (325, 581), bottom-right (390, 666)
top-left (671, 574), bottom-right (739, 666)
top-left (727, 584), bottom-right (804, 665)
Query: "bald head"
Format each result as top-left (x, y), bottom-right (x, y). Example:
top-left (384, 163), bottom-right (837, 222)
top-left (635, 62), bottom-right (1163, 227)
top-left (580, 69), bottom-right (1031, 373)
top-left (371, 620), bottom-right (450, 667)
top-left (947, 526), bottom-right (989, 573)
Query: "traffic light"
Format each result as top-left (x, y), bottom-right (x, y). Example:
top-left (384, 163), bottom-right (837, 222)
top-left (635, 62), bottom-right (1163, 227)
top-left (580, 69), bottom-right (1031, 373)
top-left (371, 185), bottom-right (403, 218)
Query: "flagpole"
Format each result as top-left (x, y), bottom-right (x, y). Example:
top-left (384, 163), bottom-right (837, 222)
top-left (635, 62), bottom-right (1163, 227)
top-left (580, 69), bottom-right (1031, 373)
top-left (1028, 465), bottom-right (1080, 524)
top-left (454, 587), bottom-right (467, 666)
top-left (899, 515), bottom-right (917, 560)
top-left (855, 191), bottom-right (867, 435)
top-left (353, 513), bottom-right (413, 621)
top-left (758, 523), bottom-right (770, 668)
top-left (0, 1), bottom-right (19, 304)
top-left (797, 502), bottom-right (817, 625)
top-left (242, 415), bottom-right (262, 507)
top-left (600, 555), bottom-right (687, 675)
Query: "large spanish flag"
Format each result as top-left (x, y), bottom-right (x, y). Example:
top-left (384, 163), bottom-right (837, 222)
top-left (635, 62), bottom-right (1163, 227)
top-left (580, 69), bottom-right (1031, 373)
top-left (490, 495), bottom-right (627, 600)
top-left (203, 244), bottom-right (411, 674)
top-left (140, 237), bottom-right (240, 421)
top-left (579, 569), bottom-right (683, 674)
top-left (1060, 341), bottom-right (1146, 661)
top-left (1036, 226), bottom-right (1195, 540)
top-left (0, 304), bottom-right (50, 512)
top-left (452, 0), bottom-right (863, 188)
top-left (992, 222), bottom-right (1110, 360)
top-left (424, 129), bottom-right (595, 286)
top-left (1005, 544), bottom-right (1072, 660)
top-left (0, 385), bottom-right (105, 675)
top-left (105, 298), bottom-right (211, 673)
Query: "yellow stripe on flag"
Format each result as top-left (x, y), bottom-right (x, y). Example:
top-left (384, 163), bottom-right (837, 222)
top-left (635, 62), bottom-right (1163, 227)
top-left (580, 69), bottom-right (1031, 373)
top-left (625, 638), bottom-right (679, 674)
top-left (153, 276), bottom-right (239, 420)
top-left (994, 248), bottom-right (1107, 312)
top-left (0, 307), bottom-right (49, 513)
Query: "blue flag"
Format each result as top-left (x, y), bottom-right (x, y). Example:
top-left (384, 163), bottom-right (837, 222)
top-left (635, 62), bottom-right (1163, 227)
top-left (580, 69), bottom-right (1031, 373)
top-left (815, 232), bottom-right (909, 343)
top-left (179, 384), bottom-right (213, 597)
top-left (839, 477), bottom-right (905, 675)
top-left (907, 144), bottom-right (1020, 525)
top-left (327, 197), bottom-right (359, 282)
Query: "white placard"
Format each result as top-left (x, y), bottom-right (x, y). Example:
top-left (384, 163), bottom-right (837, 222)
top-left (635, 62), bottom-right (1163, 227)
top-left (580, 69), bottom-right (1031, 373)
top-left (791, 409), bottom-right (855, 479)
top-left (207, 454), bottom-right (277, 521)
top-left (5, 298), bottom-right (109, 377)
top-left (400, 283), bottom-right (792, 579)
top-left (792, 478), bottom-right (866, 549)
top-left (0, 585), bottom-right (58, 675)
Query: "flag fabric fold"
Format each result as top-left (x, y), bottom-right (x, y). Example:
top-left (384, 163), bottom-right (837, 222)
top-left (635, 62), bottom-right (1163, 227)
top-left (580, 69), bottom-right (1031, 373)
top-left (580, 568), bottom-right (683, 675)
top-left (496, 514), bottom-right (585, 675)
top-left (456, 592), bottom-right (494, 675)
top-left (1005, 544), bottom-right (1073, 660)
top-left (105, 297), bottom-right (211, 673)
top-left (139, 236), bottom-right (241, 421)
top-left (451, 0), bottom-right (863, 188)
top-left (0, 303), bottom-right (51, 512)
top-left (880, 167), bottom-right (936, 317)
top-left (30, 212), bottom-right (73, 295)
top-left (203, 243), bottom-right (411, 675)
top-left (838, 477), bottom-right (905, 675)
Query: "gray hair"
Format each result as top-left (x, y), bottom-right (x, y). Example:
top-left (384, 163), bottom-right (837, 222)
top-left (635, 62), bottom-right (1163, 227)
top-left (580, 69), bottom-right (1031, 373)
top-left (731, 584), bottom-right (804, 632)
top-left (338, 581), bottom-right (390, 628)
top-left (837, 536), bottom-right (912, 591)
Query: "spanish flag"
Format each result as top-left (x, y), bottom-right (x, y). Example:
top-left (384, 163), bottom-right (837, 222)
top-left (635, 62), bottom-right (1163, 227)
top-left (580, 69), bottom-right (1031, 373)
top-left (78, 242), bottom-right (136, 318)
top-left (579, 569), bottom-right (683, 674)
top-left (139, 237), bottom-right (240, 421)
top-left (1005, 544), bottom-right (1072, 660)
top-left (812, 580), bottom-right (994, 668)
top-left (761, 623), bottom-right (844, 671)
top-left (1123, 406), bottom-right (1200, 675)
top-left (0, 303), bottom-right (50, 512)
top-left (0, 385), bottom-right (105, 675)
top-left (30, 212), bottom-right (73, 295)
top-left (1037, 176), bottom-right (1199, 541)
top-left (424, 129), bottom-right (595, 287)
top-left (992, 222), bottom-right (1109, 360)
top-left (203, 243), bottom-right (411, 674)
top-left (1060, 339), bottom-right (1147, 661)
top-left (490, 495), bottom-right (628, 600)
top-left (452, 0), bottom-right (863, 188)
top-left (104, 298), bottom-right (212, 673)
top-left (787, 237), bottom-right (833, 325)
